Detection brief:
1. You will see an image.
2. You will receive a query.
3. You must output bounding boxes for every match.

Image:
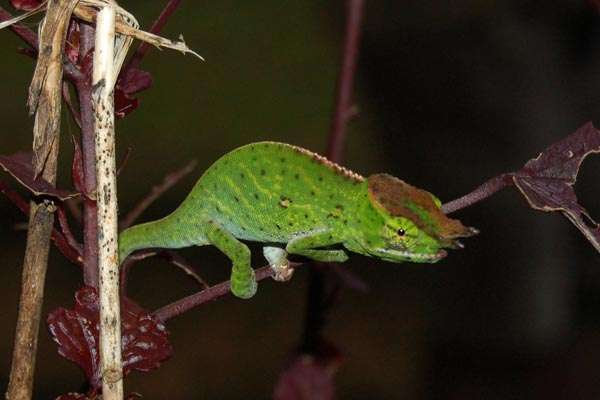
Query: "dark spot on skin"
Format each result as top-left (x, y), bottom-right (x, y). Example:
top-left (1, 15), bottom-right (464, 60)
top-left (366, 240), bottom-right (372, 245)
top-left (304, 214), bottom-right (309, 219)
top-left (288, 222), bottom-right (294, 226)
top-left (261, 169), bottom-right (266, 176)
top-left (328, 235), bottom-right (333, 240)
top-left (276, 224), bottom-right (281, 230)
top-left (216, 206), bottom-right (221, 213)
top-left (335, 205), bottom-right (344, 210)
top-left (329, 194), bottom-right (334, 199)
top-left (240, 173), bottom-right (245, 179)
top-left (318, 176), bottom-right (323, 182)
top-left (254, 193), bottom-right (259, 200)
top-left (234, 196), bottom-right (239, 202)
top-left (310, 191), bottom-right (315, 196)
top-left (213, 184), bottom-right (217, 189)
top-left (343, 219), bottom-right (348, 225)
top-left (294, 173), bottom-right (299, 179)
top-left (280, 157), bottom-right (285, 163)
top-left (252, 157), bottom-right (257, 161)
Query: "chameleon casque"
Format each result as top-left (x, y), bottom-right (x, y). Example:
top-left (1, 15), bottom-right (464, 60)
top-left (119, 142), bottom-right (477, 299)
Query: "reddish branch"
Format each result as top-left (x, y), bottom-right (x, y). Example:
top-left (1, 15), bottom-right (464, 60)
top-left (153, 262), bottom-right (303, 322)
top-left (441, 173), bottom-right (514, 214)
top-left (0, 6), bottom-right (38, 48)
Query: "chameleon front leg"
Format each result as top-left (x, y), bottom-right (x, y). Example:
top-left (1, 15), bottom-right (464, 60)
top-left (265, 229), bottom-right (348, 282)
top-left (286, 229), bottom-right (349, 262)
top-left (204, 219), bottom-right (257, 299)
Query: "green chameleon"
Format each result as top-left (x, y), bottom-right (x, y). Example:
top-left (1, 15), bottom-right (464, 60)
top-left (119, 142), bottom-right (477, 299)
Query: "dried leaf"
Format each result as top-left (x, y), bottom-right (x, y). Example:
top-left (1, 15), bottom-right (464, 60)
top-left (513, 122), bottom-right (600, 252)
top-left (274, 342), bottom-right (342, 400)
top-left (0, 152), bottom-right (77, 200)
top-left (47, 287), bottom-right (173, 390)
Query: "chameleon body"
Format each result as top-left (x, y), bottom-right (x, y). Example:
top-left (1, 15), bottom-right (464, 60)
top-left (119, 142), bottom-right (477, 299)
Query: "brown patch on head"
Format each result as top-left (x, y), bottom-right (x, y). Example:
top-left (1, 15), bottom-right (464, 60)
top-left (367, 174), bottom-right (477, 242)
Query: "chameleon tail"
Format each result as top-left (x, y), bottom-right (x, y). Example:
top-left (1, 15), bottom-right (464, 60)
top-left (118, 213), bottom-right (204, 263)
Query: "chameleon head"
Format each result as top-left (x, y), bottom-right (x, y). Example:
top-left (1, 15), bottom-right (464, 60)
top-left (349, 174), bottom-right (478, 263)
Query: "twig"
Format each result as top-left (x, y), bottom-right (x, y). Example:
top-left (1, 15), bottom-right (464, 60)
top-left (119, 160), bottom-right (197, 230)
top-left (304, 0), bottom-right (365, 354)
top-left (0, 6), bottom-right (38, 48)
top-left (116, 146), bottom-right (132, 176)
top-left (62, 82), bottom-right (82, 127)
top-left (441, 173), bottom-right (514, 214)
top-left (57, 205), bottom-right (83, 253)
top-left (124, 0), bottom-right (183, 73)
top-left (120, 250), bottom-right (209, 295)
top-left (325, 0), bottom-right (364, 163)
top-left (92, 4), bottom-right (124, 399)
top-left (153, 262), bottom-right (304, 322)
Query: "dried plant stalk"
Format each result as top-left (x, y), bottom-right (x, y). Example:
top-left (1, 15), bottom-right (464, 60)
top-left (92, 4), bottom-right (123, 399)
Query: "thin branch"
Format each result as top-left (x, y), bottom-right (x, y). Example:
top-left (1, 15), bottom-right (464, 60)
top-left (153, 262), bottom-right (304, 322)
top-left (304, 0), bottom-right (365, 354)
top-left (125, 0), bottom-right (183, 72)
top-left (325, 0), bottom-right (365, 163)
top-left (62, 82), bottom-right (82, 127)
top-left (57, 204), bottom-right (83, 253)
top-left (441, 173), bottom-right (514, 214)
top-left (119, 160), bottom-right (197, 230)
top-left (0, 6), bottom-right (38, 48)
top-left (116, 146), bottom-right (132, 176)
top-left (92, 4), bottom-right (124, 399)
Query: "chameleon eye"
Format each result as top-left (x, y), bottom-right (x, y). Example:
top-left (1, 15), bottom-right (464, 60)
top-left (397, 228), bottom-right (406, 237)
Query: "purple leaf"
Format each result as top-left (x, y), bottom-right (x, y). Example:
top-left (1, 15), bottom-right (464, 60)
top-left (512, 122), bottom-right (600, 252)
top-left (0, 152), bottom-right (78, 200)
top-left (47, 287), bottom-right (173, 390)
top-left (274, 342), bottom-right (342, 400)
top-left (114, 68), bottom-right (153, 119)
top-left (10, 0), bottom-right (41, 11)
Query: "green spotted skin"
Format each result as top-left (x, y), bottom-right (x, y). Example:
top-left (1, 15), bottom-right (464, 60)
top-left (119, 142), bottom-right (477, 299)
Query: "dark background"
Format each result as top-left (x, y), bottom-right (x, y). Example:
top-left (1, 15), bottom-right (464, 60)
top-left (2, 1), bottom-right (600, 398)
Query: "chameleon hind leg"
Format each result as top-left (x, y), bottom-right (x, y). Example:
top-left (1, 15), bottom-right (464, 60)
top-left (263, 246), bottom-right (294, 282)
top-left (204, 219), bottom-right (257, 299)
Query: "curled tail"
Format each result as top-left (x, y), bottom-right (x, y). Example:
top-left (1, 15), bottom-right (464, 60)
top-left (118, 212), bottom-right (206, 263)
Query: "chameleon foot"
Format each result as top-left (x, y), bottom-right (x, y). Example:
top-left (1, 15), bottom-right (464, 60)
top-left (263, 246), bottom-right (294, 282)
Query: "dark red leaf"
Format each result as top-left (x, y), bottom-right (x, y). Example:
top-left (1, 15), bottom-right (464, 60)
top-left (274, 342), bottom-right (342, 400)
top-left (0, 152), bottom-right (78, 200)
top-left (47, 287), bottom-right (173, 390)
top-left (512, 122), bottom-right (600, 252)
top-left (71, 136), bottom-right (85, 194)
top-left (10, 0), bottom-right (41, 11)
top-left (114, 68), bottom-right (152, 119)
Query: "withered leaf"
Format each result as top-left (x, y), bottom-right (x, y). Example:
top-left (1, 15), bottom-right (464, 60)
top-left (512, 122), bottom-right (600, 252)
top-left (0, 152), bottom-right (77, 200)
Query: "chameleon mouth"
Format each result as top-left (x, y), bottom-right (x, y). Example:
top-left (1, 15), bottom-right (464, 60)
top-left (372, 248), bottom-right (447, 263)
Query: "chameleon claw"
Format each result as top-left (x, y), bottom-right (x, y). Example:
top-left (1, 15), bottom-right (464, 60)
top-left (263, 246), bottom-right (294, 282)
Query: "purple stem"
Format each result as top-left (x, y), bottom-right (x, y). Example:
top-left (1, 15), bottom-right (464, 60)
top-left (441, 173), bottom-right (514, 214)
top-left (153, 262), bottom-right (303, 322)
top-left (123, 0), bottom-right (183, 73)
top-left (304, 0), bottom-right (365, 353)
top-left (77, 22), bottom-right (99, 288)
top-left (0, 6), bottom-right (38, 48)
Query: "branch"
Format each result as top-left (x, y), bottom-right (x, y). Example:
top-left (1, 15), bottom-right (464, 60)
top-left (92, 4), bottom-right (123, 399)
top-left (119, 160), bottom-right (197, 230)
top-left (304, 0), bottom-right (365, 354)
top-left (124, 0), bottom-right (183, 72)
top-left (154, 262), bottom-right (304, 322)
top-left (0, 6), bottom-right (39, 48)
top-left (441, 173), bottom-right (514, 214)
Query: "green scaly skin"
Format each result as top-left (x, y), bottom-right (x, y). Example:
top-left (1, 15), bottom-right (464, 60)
top-left (119, 142), bottom-right (477, 299)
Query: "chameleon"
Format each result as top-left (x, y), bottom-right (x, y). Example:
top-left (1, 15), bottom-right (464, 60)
top-left (119, 142), bottom-right (478, 299)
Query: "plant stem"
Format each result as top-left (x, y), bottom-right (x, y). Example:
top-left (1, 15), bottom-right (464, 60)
top-left (441, 173), bottom-right (514, 214)
top-left (304, 0), bottom-right (364, 353)
top-left (0, 6), bottom-right (38, 48)
top-left (153, 262), bottom-right (303, 322)
top-left (92, 4), bottom-right (123, 399)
